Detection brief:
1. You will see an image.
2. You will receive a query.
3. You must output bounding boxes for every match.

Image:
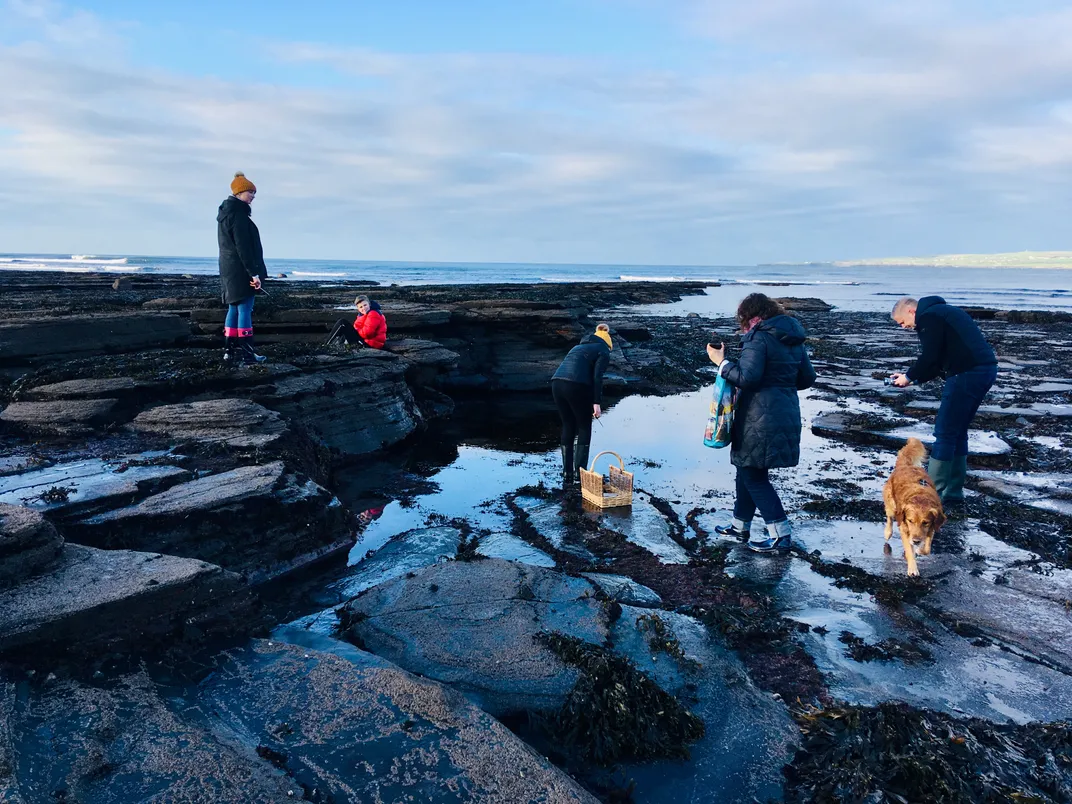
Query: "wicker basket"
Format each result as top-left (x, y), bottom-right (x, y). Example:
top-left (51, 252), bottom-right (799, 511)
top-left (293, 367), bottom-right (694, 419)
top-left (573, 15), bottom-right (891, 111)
top-left (579, 450), bottom-right (634, 509)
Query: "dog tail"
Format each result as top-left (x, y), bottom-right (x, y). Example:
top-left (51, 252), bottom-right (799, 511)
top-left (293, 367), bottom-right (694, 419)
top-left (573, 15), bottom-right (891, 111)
top-left (896, 437), bottom-right (928, 468)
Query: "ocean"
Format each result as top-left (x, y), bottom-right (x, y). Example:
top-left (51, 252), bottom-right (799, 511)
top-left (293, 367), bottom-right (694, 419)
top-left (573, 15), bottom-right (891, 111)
top-left (2, 253), bottom-right (1070, 316)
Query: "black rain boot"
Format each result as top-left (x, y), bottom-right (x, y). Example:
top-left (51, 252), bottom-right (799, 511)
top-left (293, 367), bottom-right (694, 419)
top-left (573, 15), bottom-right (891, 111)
top-left (574, 442), bottom-right (591, 483)
top-left (222, 335), bottom-right (236, 362)
top-left (560, 442), bottom-right (575, 487)
top-left (239, 336), bottom-right (267, 365)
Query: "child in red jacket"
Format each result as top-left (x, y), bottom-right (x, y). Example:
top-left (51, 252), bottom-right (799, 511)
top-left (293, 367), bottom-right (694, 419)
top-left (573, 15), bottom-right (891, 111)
top-left (326, 295), bottom-right (387, 349)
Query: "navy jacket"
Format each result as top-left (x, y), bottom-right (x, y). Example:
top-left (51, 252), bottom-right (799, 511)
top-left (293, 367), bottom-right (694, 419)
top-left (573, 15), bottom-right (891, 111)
top-left (217, 196), bottom-right (267, 305)
top-left (722, 315), bottom-right (816, 469)
top-left (552, 335), bottom-right (611, 404)
top-left (907, 296), bottom-right (997, 384)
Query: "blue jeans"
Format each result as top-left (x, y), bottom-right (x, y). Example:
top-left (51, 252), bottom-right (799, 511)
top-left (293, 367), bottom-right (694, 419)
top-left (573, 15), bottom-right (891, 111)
top-left (931, 364), bottom-right (998, 461)
top-left (224, 295), bottom-right (255, 336)
top-left (733, 467), bottom-right (787, 524)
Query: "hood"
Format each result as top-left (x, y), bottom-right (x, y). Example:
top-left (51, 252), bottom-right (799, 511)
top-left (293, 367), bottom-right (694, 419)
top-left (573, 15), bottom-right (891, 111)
top-left (370, 300), bottom-right (382, 313)
top-left (916, 296), bottom-right (946, 317)
top-left (756, 314), bottom-right (807, 346)
top-left (217, 195), bottom-right (250, 222)
top-left (580, 333), bottom-right (610, 349)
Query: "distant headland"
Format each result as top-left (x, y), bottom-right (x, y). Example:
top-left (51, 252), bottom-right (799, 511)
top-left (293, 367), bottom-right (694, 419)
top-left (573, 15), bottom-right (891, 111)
top-left (834, 250), bottom-right (1072, 269)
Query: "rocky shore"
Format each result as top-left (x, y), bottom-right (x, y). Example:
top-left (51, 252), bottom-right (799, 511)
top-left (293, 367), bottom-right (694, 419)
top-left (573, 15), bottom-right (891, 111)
top-left (1, 271), bottom-right (1071, 802)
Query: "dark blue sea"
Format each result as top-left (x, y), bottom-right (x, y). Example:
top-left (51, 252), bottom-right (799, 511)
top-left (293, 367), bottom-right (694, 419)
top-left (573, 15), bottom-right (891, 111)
top-left (2, 253), bottom-right (1070, 316)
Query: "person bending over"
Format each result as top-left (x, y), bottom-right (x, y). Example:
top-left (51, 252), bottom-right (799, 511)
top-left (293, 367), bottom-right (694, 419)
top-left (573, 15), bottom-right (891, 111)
top-left (327, 295), bottom-right (387, 349)
top-left (551, 323), bottom-right (612, 485)
top-left (708, 293), bottom-right (816, 553)
top-left (889, 296), bottom-right (997, 504)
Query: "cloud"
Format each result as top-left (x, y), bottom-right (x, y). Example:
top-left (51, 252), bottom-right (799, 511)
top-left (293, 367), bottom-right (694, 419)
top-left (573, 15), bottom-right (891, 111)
top-left (1, 0), bottom-right (1071, 262)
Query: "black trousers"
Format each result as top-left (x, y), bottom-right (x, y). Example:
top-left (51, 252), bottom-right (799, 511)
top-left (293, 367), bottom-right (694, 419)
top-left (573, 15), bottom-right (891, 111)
top-left (327, 318), bottom-right (368, 347)
top-left (552, 379), bottom-right (593, 447)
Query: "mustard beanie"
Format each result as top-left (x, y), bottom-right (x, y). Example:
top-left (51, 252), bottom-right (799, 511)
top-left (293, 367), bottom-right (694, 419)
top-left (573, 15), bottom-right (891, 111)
top-left (230, 171), bottom-right (256, 195)
top-left (594, 324), bottom-right (612, 350)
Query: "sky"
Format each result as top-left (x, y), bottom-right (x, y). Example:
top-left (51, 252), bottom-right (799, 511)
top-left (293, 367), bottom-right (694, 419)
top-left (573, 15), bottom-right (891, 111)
top-left (2, 0), bottom-right (1072, 265)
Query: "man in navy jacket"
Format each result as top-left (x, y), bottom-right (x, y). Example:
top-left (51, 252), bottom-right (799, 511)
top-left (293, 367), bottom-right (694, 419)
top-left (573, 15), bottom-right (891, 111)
top-left (889, 296), bottom-right (998, 504)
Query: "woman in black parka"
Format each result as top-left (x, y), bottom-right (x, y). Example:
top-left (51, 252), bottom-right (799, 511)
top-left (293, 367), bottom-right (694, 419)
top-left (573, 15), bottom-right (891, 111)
top-left (707, 294), bottom-right (816, 552)
top-left (551, 323), bottom-right (613, 485)
top-left (218, 171), bottom-right (268, 364)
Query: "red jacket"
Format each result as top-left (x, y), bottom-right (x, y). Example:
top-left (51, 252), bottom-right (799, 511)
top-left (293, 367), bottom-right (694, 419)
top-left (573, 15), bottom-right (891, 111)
top-left (353, 309), bottom-right (387, 348)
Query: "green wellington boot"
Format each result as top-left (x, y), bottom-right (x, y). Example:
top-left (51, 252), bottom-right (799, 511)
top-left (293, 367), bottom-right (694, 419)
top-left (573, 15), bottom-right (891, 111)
top-left (574, 443), bottom-right (591, 483)
top-left (560, 442), bottom-right (575, 486)
top-left (927, 457), bottom-right (964, 505)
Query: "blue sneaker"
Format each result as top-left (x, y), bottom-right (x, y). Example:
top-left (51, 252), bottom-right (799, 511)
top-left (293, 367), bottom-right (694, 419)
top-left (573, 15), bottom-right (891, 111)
top-left (714, 518), bottom-right (751, 539)
top-left (746, 520), bottom-right (792, 553)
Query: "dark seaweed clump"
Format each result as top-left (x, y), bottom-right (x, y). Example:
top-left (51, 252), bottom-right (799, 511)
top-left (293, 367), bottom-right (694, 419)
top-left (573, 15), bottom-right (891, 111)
top-left (535, 631), bottom-right (705, 765)
top-left (785, 703), bottom-right (1072, 803)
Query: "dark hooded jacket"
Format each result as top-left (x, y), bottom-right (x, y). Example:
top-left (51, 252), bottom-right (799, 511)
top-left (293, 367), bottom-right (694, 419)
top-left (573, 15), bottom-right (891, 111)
top-left (721, 314), bottom-right (816, 469)
top-left (217, 196), bottom-right (267, 305)
top-left (906, 296), bottom-right (996, 384)
top-left (551, 334), bottom-right (612, 404)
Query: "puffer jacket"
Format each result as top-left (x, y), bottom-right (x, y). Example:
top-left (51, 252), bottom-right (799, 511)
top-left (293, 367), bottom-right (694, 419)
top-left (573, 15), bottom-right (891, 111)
top-left (721, 314), bottom-right (816, 469)
top-left (907, 295), bottom-right (997, 384)
top-left (217, 196), bottom-right (267, 305)
top-left (353, 307), bottom-right (387, 349)
top-left (551, 334), bottom-right (611, 404)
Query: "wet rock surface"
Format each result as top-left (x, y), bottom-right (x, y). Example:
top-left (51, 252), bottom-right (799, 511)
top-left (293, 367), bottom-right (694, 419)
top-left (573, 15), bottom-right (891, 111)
top-left (0, 542), bottom-right (256, 660)
top-left (338, 558), bottom-right (609, 716)
top-left (2, 271), bottom-right (1072, 801)
top-left (0, 504), bottom-right (63, 588)
top-left (73, 461), bottom-right (353, 583)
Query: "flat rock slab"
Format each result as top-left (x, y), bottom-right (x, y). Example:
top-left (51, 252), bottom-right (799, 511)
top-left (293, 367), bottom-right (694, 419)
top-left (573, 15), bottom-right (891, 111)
top-left (925, 567), bottom-right (1072, 673)
top-left (1029, 382), bottom-right (1072, 393)
top-left (582, 572), bottom-right (662, 605)
top-left (383, 338), bottom-right (461, 369)
top-left (0, 456), bottom-right (188, 518)
top-left (339, 558), bottom-right (608, 716)
top-left (256, 360), bottom-right (420, 455)
top-left (0, 544), bottom-right (254, 659)
top-left (73, 461), bottom-right (352, 583)
top-left (812, 412), bottom-right (1011, 460)
top-left (611, 607), bottom-right (797, 803)
top-left (330, 526), bottom-right (461, 600)
top-left (0, 313), bottom-right (188, 361)
top-left (133, 398), bottom-right (288, 448)
top-left (0, 504), bottom-right (63, 588)
top-left (969, 470), bottom-right (1072, 516)
top-left (22, 376), bottom-right (155, 401)
top-left (0, 398), bottom-right (119, 435)
top-left (907, 399), bottom-right (1072, 418)
top-left (198, 636), bottom-right (598, 804)
top-left (0, 671), bottom-right (299, 803)
top-left (591, 491), bottom-right (690, 564)
top-left (477, 531), bottom-right (557, 567)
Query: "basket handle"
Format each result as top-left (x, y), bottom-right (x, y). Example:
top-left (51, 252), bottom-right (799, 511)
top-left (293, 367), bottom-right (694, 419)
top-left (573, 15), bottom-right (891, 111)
top-left (588, 450), bottom-right (625, 472)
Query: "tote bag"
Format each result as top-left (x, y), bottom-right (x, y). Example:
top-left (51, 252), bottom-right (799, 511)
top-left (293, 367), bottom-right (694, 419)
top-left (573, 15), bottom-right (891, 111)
top-left (703, 374), bottom-right (736, 449)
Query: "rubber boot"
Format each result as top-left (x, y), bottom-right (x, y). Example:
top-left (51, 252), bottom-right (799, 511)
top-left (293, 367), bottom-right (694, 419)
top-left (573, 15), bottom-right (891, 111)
top-left (927, 457), bottom-right (959, 504)
top-left (714, 517), bottom-right (752, 539)
top-left (222, 335), bottom-right (236, 362)
top-left (560, 442), bottom-right (575, 486)
top-left (574, 442), bottom-right (591, 482)
top-left (747, 519), bottom-right (792, 553)
top-left (239, 336), bottom-right (267, 365)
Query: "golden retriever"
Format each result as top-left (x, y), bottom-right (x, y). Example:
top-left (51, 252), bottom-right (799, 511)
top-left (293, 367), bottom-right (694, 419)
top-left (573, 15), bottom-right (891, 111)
top-left (883, 438), bottom-right (946, 576)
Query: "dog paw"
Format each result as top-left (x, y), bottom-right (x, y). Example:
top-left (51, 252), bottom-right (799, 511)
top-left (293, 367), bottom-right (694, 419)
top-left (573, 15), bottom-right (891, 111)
top-left (907, 567), bottom-right (919, 577)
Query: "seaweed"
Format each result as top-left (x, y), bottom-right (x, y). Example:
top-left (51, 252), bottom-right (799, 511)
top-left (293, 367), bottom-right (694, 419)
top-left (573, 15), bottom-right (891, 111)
top-left (785, 703), bottom-right (1072, 803)
top-left (838, 631), bottom-right (933, 663)
top-left (534, 631), bottom-right (705, 765)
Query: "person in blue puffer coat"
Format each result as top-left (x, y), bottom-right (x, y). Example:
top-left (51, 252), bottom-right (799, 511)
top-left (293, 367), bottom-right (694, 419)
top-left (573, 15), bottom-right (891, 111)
top-left (707, 294), bottom-right (816, 552)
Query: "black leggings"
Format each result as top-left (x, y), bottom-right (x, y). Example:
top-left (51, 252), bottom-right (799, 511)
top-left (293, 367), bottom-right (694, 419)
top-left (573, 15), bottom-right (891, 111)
top-left (328, 318), bottom-right (368, 346)
top-left (552, 380), bottom-right (593, 447)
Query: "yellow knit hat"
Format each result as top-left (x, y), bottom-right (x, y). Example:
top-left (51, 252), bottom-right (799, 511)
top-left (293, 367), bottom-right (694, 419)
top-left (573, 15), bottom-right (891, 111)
top-left (594, 323), bottom-right (612, 350)
top-left (230, 171), bottom-right (256, 195)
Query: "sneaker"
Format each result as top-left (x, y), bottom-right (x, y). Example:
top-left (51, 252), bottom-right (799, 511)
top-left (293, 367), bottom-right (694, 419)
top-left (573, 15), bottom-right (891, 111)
top-left (714, 522), bottom-right (750, 539)
top-left (747, 519), bottom-right (792, 553)
top-left (746, 535), bottom-right (791, 553)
